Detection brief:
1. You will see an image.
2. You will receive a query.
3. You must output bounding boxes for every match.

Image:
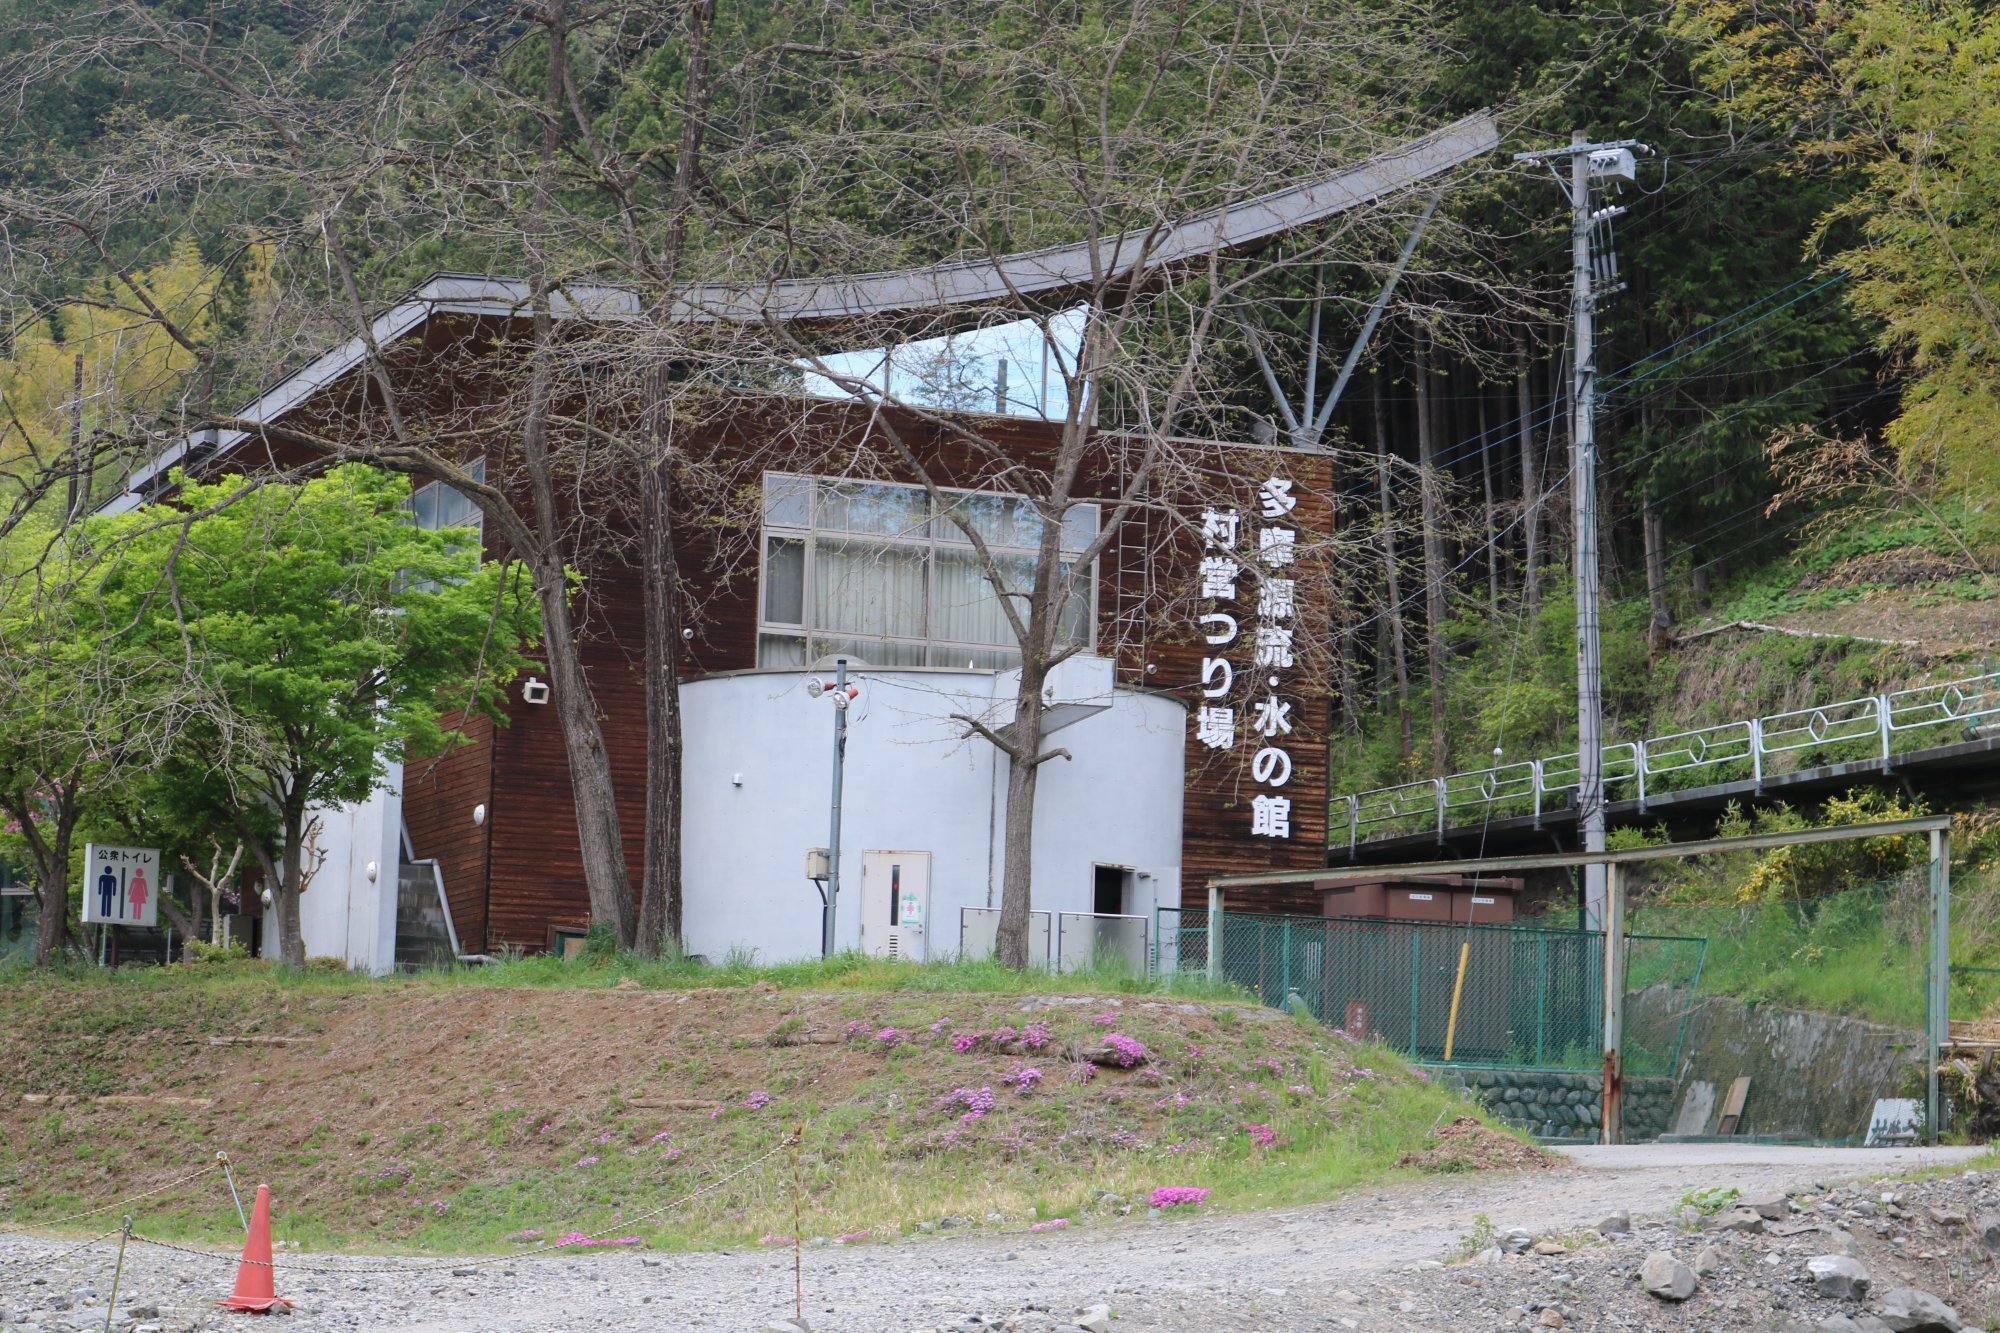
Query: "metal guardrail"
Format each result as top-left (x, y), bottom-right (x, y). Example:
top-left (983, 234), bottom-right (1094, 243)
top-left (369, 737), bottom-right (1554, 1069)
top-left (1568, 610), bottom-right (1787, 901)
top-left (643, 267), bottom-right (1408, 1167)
top-left (1337, 670), bottom-right (2000, 852)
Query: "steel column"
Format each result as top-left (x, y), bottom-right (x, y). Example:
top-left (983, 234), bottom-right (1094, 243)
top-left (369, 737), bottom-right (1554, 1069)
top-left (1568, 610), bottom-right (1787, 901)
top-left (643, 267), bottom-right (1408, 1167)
top-left (1600, 861), bottom-right (1625, 1145)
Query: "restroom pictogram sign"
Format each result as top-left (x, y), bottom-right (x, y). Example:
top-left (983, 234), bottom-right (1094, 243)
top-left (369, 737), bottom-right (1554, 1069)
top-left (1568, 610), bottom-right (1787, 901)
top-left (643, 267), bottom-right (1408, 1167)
top-left (81, 843), bottom-right (162, 927)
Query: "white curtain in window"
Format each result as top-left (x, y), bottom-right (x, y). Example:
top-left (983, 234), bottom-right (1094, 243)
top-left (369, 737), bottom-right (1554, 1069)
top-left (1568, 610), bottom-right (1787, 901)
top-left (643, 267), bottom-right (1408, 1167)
top-left (935, 548), bottom-right (1028, 647)
top-left (815, 538), bottom-right (925, 639)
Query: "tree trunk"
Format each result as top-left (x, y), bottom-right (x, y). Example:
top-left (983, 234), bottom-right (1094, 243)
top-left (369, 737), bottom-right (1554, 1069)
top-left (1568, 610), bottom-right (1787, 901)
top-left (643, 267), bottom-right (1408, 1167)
top-left (518, 0), bottom-right (636, 949)
top-left (1478, 387), bottom-right (1498, 612)
top-left (533, 547), bottom-right (637, 947)
top-left (995, 664), bottom-right (1048, 971)
top-left (1516, 339), bottom-right (1541, 615)
top-left (1644, 502), bottom-right (1672, 658)
top-left (1371, 374), bottom-right (1412, 762)
top-left (635, 382), bottom-right (686, 960)
top-left (1414, 340), bottom-right (1450, 776)
top-left (33, 857), bottom-right (67, 966)
top-left (276, 801), bottom-right (307, 967)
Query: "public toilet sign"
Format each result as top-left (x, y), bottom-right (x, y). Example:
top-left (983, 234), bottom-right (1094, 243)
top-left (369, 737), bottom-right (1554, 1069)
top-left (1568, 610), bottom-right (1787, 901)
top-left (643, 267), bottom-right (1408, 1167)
top-left (82, 843), bottom-right (161, 927)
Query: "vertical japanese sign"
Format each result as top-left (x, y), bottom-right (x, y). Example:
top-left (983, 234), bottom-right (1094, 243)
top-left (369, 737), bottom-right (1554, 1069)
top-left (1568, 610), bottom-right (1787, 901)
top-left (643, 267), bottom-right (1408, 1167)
top-left (1190, 475), bottom-right (1299, 840)
top-left (81, 843), bottom-right (162, 927)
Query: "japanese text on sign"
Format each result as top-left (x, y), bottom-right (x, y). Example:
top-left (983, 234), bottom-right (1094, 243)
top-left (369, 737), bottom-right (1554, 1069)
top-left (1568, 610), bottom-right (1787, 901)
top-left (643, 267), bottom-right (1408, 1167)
top-left (82, 843), bottom-right (163, 928)
top-left (1190, 474), bottom-right (1298, 839)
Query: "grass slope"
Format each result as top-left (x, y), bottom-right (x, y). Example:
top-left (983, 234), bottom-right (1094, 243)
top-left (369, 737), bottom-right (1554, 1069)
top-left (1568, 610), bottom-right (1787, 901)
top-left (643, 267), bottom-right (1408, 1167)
top-left (0, 958), bottom-right (1518, 1255)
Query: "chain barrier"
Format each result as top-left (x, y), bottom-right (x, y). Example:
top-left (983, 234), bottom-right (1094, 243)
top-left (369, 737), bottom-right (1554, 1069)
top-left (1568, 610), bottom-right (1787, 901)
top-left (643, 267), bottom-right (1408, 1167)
top-left (0, 1163), bottom-right (219, 1237)
top-left (0, 1224), bottom-right (129, 1275)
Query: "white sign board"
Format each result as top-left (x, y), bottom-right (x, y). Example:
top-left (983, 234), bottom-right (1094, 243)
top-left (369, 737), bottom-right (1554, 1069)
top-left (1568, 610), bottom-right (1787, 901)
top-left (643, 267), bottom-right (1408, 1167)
top-left (1865, 1097), bottom-right (1922, 1146)
top-left (1191, 474), bottom-right (1300, 841)
top-left (81, 844), bottom-right (162, 927)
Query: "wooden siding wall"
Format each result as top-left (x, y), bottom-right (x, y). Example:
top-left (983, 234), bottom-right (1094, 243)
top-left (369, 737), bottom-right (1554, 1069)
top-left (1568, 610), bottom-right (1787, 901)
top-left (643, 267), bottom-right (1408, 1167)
top-left (401, 713), bottom-right (495, 948)
top-left (172, 308), bottom-right (1337, 948)
top-left (1128, 450), bottom-right (1336, 917)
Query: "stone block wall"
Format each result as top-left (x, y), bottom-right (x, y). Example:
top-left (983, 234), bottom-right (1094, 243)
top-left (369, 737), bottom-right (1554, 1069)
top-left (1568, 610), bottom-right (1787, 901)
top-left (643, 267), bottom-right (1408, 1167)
top-left (1429, 1067), bottom-right (1675, 1142)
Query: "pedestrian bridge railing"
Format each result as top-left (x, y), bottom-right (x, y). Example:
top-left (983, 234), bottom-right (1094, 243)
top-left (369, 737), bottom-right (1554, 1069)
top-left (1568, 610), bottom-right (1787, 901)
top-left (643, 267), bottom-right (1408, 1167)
top-left (1335, 669), bottom-right (2000, 852)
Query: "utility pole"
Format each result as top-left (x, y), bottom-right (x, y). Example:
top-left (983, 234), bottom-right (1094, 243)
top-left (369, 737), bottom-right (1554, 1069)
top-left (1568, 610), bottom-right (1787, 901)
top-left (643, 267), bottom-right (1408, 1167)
top-left (1515, 132), bottom-right (1644, 930)
top-left (806, 660), bottom-right (858, 957)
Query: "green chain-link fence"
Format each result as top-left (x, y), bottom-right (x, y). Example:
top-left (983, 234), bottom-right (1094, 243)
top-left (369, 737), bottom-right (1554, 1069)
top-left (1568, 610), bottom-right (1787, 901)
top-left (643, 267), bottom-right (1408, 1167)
top-left (1157, 906), bottom-right (1705, 1076)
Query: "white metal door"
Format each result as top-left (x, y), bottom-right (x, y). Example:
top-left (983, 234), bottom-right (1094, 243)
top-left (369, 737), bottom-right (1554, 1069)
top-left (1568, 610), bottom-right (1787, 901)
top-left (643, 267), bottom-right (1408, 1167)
top-left (860, 851), bottom-right (931, 961)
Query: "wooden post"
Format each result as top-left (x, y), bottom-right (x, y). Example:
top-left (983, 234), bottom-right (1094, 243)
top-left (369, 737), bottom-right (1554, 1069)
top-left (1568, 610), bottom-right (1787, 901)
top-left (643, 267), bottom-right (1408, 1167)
top-left (1600, 861), bottom-right (1625, 1145)
top-left (1443, 939), bottom-right (1472, 1061)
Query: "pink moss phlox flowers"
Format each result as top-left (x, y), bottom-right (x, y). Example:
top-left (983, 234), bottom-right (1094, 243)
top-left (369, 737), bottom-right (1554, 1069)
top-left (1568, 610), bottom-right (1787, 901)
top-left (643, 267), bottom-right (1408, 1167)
top-left (760, 1234), bottom-right (796, 1247)
top-left (1149, 1186), bottom-right (1210, 1208)
top-left (1021, 1020), bottom-right (1052, 1049)
top-left (1246, 1122), bottom-right (1276, 1148)
top-left (575, 1154), bottom-right (600, 1167)
top-left (939, 1086), bottom-right (997, 1121)
top-left (743, 1091), bottom-right (771, 1110)
top-left (553, 1231), bottom-right (642, 1248)
top-left (1001, 1065), bottom-right (1043, 1092)
top-left (1092, 1012), bottom-right (1117, 1026)
top-left (876, 1027), bottom-right (906, 1047)
top-left (951, 1031), bottom-right (983, 1054)
top-left (1103, 1033), bottom-right (1149, 1067)
top-left (1028, 1218), bottom-right (1069, 1232)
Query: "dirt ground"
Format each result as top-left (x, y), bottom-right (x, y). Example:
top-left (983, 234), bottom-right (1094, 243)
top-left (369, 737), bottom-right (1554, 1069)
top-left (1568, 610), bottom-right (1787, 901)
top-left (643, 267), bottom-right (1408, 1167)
top-left (1, 1145), bottom-right (1988, 1331)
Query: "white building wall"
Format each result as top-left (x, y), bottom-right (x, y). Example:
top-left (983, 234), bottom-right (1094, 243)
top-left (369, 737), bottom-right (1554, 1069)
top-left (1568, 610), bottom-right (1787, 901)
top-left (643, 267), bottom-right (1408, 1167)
top-left (295, 764), bottom-right (404, 973)
top-left (306, 658), bottom-right (1186, 971)
top-left (679, 659), bottom-right (1184, 965)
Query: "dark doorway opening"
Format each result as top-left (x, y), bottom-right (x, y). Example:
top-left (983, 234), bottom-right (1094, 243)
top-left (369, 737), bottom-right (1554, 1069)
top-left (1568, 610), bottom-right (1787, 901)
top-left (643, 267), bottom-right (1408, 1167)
top-left (1093, 865), bottom-right (1126, 916)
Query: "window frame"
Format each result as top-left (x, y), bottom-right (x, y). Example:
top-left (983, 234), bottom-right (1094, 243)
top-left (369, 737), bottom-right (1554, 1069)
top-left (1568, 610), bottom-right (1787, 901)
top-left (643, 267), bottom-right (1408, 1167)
top-left (756, 472), bottom-right (1099, 670)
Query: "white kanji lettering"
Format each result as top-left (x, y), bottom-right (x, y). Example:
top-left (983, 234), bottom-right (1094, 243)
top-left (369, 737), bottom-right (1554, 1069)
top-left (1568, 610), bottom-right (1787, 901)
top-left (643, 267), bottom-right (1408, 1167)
top-left (1198, 612), bottom-right (1238, 645)
top-left (1258, 527), bottom-right (1296, 568)
top-left (1250, 694), bottom-right (1292, 738)
top-left (1201, 508), bottom-right (1240, 549)
top-left (1257, 578), bottom-right (1295, 621)
top-left (1251, 746), bottom-right (1293, 786)
top-left (1200, 657), bottom-right (1234, 698)
top-left (1198, 555), bottom-right (1241, 600)
top-left (1253, 625), bottom-right (1294, 670)
top-left (1250, 793), bottom-right (1292, 838)
top-left (1193, 706), bottom-right (1235, 750)
top-left (1258, 478), bottom-right (1297, 519)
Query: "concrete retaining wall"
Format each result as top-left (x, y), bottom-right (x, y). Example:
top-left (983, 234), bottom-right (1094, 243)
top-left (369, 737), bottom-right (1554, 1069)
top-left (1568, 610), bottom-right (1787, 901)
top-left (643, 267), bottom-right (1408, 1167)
top-left (1627, 984), bottom-right (1925, 1141)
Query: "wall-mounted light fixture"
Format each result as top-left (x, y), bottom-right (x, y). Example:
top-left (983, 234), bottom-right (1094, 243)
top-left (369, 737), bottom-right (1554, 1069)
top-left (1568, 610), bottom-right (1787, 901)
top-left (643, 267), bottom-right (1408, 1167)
top-left (473, 803), bottom-right (488, 827)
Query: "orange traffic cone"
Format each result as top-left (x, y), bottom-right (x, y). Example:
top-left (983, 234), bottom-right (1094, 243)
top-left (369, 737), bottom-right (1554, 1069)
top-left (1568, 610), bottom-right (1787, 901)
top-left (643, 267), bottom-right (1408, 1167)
top-left (217, 1183), bottom-right (292, 1313)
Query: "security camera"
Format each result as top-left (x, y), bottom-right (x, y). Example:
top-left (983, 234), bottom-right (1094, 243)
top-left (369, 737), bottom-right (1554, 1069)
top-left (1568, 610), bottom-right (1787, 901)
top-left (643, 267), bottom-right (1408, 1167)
top-left (681, 627), bottom-right (693, 640)
top-left (522, 676), bottom-right (551, 705)
top-left (806, 677), bottom-right (826, 699)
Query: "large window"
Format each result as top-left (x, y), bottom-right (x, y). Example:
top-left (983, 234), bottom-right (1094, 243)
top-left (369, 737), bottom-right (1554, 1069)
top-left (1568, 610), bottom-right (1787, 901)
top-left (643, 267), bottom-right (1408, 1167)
top-left (758, 473), bottom-right (1098, 669)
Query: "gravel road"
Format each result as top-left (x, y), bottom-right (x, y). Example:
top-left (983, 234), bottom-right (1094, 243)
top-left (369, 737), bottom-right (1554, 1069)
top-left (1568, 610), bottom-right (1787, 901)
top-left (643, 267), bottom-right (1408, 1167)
top-left (1, 1146), bottom-right (1987, 1332)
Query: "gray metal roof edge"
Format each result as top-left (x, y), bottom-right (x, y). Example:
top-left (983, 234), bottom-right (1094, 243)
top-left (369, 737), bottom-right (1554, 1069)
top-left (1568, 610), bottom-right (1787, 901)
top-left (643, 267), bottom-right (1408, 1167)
top-left (99, 112), bottom-right (1498, 509)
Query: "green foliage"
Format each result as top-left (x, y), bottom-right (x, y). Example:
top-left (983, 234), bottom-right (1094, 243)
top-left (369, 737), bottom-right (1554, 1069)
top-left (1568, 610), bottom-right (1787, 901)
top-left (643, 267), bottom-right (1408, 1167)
top-left (1679, 1185), bottom-right (1740, 1216)
top-left (176, 939), bottom-right (250, 967)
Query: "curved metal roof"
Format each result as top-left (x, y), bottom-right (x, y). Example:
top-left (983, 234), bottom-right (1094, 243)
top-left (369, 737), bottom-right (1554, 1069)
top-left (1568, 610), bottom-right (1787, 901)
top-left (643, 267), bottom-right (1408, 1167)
top-left (669, 111), bottom-right (1499, 324)
top-left (104, 110), bottom-right (1498, 510)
